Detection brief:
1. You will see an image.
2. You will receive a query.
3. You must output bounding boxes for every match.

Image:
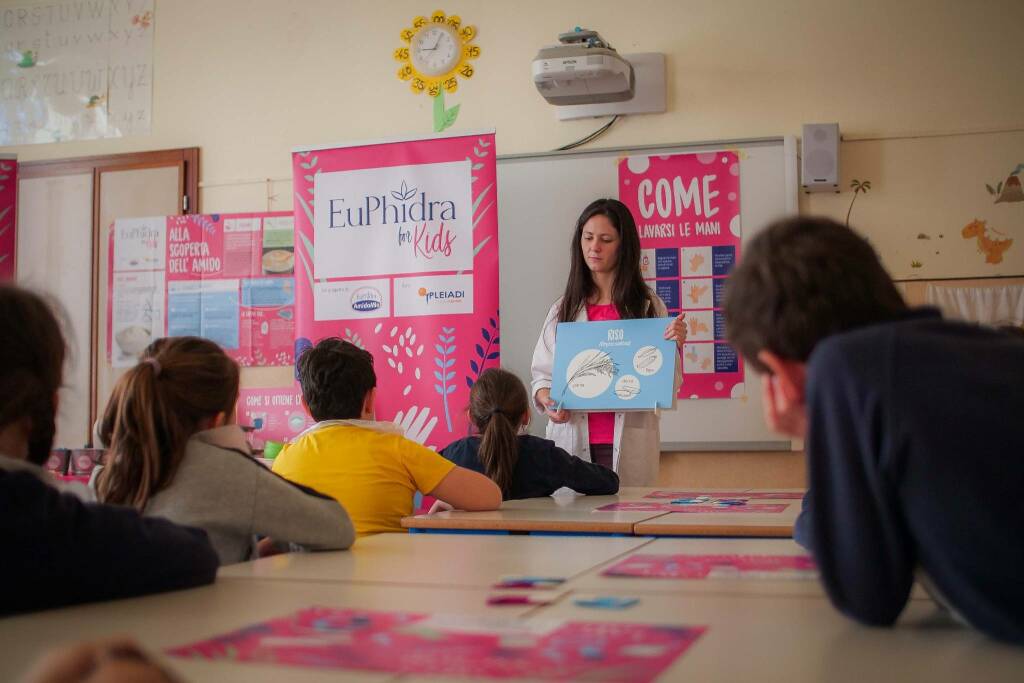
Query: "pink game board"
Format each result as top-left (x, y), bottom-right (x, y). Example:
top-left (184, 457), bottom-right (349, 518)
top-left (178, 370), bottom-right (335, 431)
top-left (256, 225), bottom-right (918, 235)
top-left (596, 502), bottom-right (789, 514)
top-left (167, 607), bottom-right (705, 681)
top-left (602, 554), bottom-right (817, 580)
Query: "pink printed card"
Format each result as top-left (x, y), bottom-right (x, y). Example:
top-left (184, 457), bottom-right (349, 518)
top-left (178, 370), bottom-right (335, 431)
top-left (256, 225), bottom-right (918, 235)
top-left (644, 490), bottom-right (806, 500)
top-left (602, 554), bottom-right (817, 580)
top-left (167, 607), bottom-right (705, 681)
top-left (596, 502), bottom-right (789, 514)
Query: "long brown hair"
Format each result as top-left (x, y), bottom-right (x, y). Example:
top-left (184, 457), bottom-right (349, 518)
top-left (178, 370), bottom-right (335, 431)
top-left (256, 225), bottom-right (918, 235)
top-left (468, 368), bottom-right (529, 497)
top-left (557, 198), bottom-right (656, 323)
top-left (0, 285), bottom-right (67, 465)
top-left (96, 336), bottom-right (239, 509)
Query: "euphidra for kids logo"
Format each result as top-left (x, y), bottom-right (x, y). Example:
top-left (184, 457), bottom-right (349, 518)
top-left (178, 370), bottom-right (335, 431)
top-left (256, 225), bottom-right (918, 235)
top-left (328, 180), bottom-right (456, 229)
top-left (418, 285), bottom-right (465, 306)
top-left (350, 287), bottom-right (383, 312)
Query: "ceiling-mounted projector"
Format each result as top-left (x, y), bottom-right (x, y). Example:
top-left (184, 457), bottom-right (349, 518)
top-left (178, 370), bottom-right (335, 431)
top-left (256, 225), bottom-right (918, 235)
top-left (532, 29), bottom-right (635, 106)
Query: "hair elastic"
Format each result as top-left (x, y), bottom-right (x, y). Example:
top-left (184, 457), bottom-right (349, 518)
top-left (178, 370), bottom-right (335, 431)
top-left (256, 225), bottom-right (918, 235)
top-left (143, 357), bottom-right (162, 377)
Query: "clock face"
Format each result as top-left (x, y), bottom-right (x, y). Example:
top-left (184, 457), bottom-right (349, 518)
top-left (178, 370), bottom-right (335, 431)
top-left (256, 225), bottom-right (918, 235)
top-left (410, 24), bottom-right (460, 77)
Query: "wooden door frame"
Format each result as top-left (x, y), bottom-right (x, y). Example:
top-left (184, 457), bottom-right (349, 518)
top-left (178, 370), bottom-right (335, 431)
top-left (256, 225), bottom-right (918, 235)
top-left (19, 148), bottom-right (199, 441)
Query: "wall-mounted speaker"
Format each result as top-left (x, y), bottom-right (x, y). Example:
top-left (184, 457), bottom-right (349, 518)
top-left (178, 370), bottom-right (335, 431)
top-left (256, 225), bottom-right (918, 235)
top-left (801, 123), bottom-right (840, 193)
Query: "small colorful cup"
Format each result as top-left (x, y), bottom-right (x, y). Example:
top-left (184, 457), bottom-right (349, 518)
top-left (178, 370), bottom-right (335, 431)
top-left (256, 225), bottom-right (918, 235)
top-left (263, 440), bottom-right (284, 460)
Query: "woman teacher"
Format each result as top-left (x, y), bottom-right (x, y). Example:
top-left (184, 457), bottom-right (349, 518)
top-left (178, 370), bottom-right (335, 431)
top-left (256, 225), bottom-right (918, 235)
top-left (531, 198), bottom-right (685, 486)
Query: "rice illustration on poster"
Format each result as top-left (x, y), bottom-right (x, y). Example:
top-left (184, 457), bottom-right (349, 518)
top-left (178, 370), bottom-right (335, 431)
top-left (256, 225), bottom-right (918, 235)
top-left (551, 318), bottom-right (677, 411)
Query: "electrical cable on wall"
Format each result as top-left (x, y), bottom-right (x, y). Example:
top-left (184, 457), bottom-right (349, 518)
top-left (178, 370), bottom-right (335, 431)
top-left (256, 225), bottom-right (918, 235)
top-left (555, 115), bottom-right (620, 151)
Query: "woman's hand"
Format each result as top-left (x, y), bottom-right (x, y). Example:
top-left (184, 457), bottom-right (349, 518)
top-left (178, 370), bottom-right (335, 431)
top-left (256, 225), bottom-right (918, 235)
top-left (535, 387), bottom-right (571, 424)
top-left (664, 313), bottom-right (687, 348)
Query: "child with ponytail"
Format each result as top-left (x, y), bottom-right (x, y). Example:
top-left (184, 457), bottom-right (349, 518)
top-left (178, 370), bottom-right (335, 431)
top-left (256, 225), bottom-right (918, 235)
top-left (96, 336), bottom-right (355, 563)
top-left (442, 368), bottom-right (619, 499)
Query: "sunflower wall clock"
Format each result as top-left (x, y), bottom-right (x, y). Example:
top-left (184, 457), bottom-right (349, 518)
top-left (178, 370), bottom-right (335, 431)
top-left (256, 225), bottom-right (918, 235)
top-left (394, 10), bottom-right (481, 132)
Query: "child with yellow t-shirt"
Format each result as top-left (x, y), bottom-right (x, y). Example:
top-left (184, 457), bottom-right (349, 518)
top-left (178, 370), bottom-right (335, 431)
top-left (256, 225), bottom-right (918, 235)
top-left (273, 338), bottom-right (502, 535)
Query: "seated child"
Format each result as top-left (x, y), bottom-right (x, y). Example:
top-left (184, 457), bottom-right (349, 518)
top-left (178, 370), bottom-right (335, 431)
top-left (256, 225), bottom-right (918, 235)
top-left (722, 216), bottom-right (1024, 644)
top-left (0, 285), bottom-right (218, 615)
top-left (442, 368), bottom-right (619, 499)
top-left (272, 338), bottom-right (502, 535)
top-left (96, 336), bottom-right (355, 563)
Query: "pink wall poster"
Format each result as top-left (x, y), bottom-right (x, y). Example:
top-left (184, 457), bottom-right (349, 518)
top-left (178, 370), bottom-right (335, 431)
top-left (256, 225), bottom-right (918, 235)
top-left (0, 156), bottom-right (16, 282)
top-left (107, 212), bottom-right (296, 368)
top-left (237, 386), bottom-right (314, 446)
top-left (619, 151), bottom-right (743, 399)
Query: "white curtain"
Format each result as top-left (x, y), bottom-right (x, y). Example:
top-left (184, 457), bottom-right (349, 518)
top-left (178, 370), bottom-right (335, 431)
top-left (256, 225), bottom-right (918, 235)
top-left (925, 283), bottom-right (1024, 327)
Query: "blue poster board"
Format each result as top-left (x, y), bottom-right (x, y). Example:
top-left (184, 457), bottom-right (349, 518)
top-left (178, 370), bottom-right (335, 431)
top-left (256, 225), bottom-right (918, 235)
top-left (551, 317), bottom-right (677, 411)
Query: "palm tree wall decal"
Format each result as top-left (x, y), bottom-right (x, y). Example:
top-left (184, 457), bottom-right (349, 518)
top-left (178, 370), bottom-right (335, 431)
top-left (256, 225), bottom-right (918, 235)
top-left (846, 179), bottom-right (872, 226)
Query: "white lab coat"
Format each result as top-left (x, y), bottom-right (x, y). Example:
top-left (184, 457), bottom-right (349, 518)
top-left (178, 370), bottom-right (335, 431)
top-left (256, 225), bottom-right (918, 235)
top-left (530, 294), bottom-right (681, 486)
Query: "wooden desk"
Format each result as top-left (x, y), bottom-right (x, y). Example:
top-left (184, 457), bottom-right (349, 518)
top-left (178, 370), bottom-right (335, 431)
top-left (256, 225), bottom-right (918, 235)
top-left (220, 533), bottom-right (653, 587)
top-left (402, 487), bottom-right (806, 536)
top-left (401, 487), bottom-right (740, 534)
top-left (0, 580), bottom-right (535, 683)
top-left (569, 537), bottom-right (824, 597)
top-left (634, 500), bottom-right (801, 537)
top-left (509, 592), bottom-right (1024, 683)
top-left (496, 487), bottom-right (655, 510)
top-left (565, 537), bottom-right (931, 600)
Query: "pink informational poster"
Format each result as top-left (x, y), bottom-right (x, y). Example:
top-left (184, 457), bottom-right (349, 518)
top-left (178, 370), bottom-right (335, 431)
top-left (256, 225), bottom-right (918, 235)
top-left (0, 156), bottom-right (16, 282)
top-left (107, 212), bottom-right (296, 368)
top-left (237, 386), bottom-right (314, 445)
top-left (596, 502), bottom-right (789, 514)
top-left (602, 554), bottom-right (817, 580)
top-left (167, 607), bottom-right (705, 681)
top-left (291, 132), bottom-right (499, 451)
top-left (619, 152), bottom-right (743, 399)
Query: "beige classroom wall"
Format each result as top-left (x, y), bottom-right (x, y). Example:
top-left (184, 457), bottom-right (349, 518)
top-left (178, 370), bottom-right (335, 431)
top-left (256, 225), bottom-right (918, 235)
top-left (5, 0), bottom-right (1022, 206)
top-left (4, 0), bottom-right (1021, 487)
top-left (660, 451), bottom-right (806, 489)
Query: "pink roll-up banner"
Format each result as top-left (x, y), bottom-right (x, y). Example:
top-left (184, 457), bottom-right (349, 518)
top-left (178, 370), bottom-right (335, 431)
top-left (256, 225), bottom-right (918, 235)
top-left (619, 151), bottom-right (744, 400)
top-left (0, 155), bottom-right (17, 282)
top-left (291, 131), bottom-right (499, 450)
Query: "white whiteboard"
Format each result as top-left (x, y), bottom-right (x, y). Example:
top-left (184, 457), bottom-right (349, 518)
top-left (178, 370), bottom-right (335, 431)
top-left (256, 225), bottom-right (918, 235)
top-left (496, 136), bottom-right (798, 450)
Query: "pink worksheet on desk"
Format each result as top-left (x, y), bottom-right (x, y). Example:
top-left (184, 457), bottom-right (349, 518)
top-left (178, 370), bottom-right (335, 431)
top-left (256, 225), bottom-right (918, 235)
top-left (603, 554), bottom-right (817, 580)
top-left (168, 607), bottom-right (705, 681)
top-left (597, 502), bottom-right (789, 514)
top-left (644, 490), bottom-right (805, 500)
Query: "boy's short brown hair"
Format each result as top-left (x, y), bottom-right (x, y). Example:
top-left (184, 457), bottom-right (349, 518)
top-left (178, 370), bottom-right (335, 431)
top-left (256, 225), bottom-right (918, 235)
top-left (723, 216), bottom-right (907, 373)
top-left (296, 338), bottom-right (376, 421)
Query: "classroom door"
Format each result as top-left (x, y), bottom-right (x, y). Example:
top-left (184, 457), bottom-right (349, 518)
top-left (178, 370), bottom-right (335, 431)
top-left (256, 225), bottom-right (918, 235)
top-left (94, 163), bottom-right (184, 438)
top-left (17, 173), bottom-right (95, 449)
top-left (17, 149), bottom-right (199, 448)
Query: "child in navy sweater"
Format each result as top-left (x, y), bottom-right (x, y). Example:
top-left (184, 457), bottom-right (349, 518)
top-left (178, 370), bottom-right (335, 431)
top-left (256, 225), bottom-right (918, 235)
top-left (442, 368), bottom-right (619, 499)
top-left (722, 216), bottom-right (1024, 644)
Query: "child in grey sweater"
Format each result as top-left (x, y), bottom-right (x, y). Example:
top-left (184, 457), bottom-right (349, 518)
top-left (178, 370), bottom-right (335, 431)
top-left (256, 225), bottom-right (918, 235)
top-left (95, 336), bottom-right (354, 564)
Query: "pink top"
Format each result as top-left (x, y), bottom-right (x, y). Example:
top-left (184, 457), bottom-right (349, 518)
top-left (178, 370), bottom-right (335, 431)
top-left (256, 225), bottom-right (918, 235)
top-left (584, 303), bottom-right (619, 445)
